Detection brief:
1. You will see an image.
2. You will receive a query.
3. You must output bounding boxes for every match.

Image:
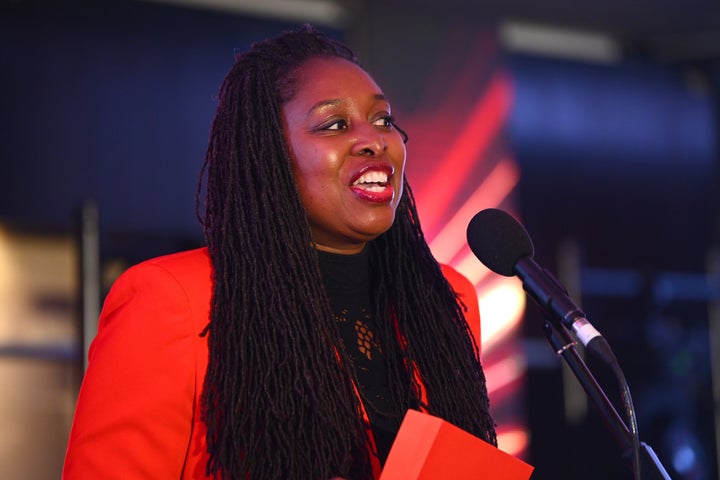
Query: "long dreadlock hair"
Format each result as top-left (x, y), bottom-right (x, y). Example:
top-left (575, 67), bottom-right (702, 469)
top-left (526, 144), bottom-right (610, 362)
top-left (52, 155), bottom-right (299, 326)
top-left (198, 24), bottom-right (496, 480)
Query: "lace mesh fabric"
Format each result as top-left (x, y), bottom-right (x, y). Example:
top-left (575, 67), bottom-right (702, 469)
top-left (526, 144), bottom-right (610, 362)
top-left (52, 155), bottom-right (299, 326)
top-left (317, 249), bottom-right (402, 465)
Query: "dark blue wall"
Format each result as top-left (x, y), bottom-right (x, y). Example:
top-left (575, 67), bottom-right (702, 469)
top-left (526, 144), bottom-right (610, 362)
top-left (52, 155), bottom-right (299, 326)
top-left (509, 53), bottom-right (718, 271)
top-left (0, 1), bottom-right (314, 238)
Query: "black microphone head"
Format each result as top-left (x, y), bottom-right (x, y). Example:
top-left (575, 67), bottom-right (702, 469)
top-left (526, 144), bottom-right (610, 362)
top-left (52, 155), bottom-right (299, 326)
top-left (466, 208), bottom-right (534, 276)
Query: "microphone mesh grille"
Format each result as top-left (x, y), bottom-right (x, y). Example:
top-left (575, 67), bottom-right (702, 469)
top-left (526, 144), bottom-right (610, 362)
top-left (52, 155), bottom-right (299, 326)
top-left (466, 208), bottom-right (534, 276)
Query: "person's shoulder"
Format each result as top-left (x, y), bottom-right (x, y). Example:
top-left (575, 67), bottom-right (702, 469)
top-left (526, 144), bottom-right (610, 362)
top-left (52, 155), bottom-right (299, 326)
top-left (113, 247), bottom-right (212, 298)
top-left (439, 263), bottom-right (479, 313)
top-left (439, 263), bottom-right (473, 292)
top-left (439, 262), bottom-right (481, 347)
top-left (102, 247), bottom-right (212, 319)
top-left (142, 247), bottom-right (210, 273)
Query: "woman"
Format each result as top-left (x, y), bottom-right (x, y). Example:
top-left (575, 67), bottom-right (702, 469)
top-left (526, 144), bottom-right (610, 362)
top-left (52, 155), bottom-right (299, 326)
top-left (63, 25), bottom-right (496, 479)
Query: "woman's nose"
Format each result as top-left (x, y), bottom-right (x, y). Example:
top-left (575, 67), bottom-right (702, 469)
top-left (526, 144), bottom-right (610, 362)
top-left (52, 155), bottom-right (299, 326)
top-left (350, 123), bottom-right (387, 156)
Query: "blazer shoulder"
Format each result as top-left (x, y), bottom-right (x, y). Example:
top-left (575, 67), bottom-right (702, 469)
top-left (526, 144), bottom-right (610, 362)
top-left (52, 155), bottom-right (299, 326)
top-left (439, 263), bottom-right (475, 300)
top-left (107, 247), bottom-right (213, 325)
top-left (143, 247), bottom-right (211, 275)
top-left (439, 263), bottom-right (482, 353)
top-left (129, 247), bottom-right (212, 295)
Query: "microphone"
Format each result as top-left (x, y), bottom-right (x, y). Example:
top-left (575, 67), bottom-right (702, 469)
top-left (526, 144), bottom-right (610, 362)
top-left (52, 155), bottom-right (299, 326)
top-left (466, 208), bottom-right (617, 365)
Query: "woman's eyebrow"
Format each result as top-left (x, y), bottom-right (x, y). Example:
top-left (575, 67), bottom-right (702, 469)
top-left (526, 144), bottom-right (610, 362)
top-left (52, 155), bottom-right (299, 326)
top-left (305, 94), bottom-right (389, 118)
top-left (305, 98), bottom-right (343, 118)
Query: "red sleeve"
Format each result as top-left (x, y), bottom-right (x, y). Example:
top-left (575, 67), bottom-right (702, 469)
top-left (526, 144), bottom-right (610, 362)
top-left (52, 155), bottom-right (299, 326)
top-left (63, 262), bottom-right (197, 479)
top-left (440, 264), bottom-right (482, 357)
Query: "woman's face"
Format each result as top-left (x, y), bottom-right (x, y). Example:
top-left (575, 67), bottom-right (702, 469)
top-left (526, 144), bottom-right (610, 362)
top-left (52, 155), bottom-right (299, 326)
top-left (282, 57), bottom-right (406, 254)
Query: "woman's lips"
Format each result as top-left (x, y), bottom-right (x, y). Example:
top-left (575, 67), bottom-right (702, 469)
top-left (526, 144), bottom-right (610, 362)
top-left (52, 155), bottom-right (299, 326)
top-left (349, 165), bottom-right (394, 203)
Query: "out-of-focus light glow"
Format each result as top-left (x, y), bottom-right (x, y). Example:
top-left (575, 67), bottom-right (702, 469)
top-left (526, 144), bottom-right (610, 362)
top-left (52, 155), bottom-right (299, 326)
top-left (672, 444), bottom-right (697, 474)
top-left (455, 255), bottom-right (492, 287)
top-left (0, 226), bottom-right (18, 339)
top-left (142, 0), bottom-right (348, 27)
top-left (417, 72), bottom-right (513, 235)
top-left (429, 157), bottom-right (520, 264)
top-left (484, 351), bottom-right (527, 394)
top-left (477, 279), bottom-right (526, 347)
top-left (496, 427), bottom-right (530, 457)
top-left (500, 21), bottom-right (621, 63)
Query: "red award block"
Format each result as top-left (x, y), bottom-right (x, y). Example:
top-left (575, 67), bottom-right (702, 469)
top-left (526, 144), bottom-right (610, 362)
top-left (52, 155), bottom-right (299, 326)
top-left (380, 409), bottom-right (534, 480)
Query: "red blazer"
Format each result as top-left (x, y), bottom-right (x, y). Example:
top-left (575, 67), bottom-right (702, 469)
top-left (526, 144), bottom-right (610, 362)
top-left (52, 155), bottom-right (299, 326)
top-left (62, 247), bottom-right (481, 479)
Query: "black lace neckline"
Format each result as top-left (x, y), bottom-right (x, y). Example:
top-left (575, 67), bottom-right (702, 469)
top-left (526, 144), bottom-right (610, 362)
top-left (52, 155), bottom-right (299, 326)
top-left (316, 247), bottom-right (401, 465)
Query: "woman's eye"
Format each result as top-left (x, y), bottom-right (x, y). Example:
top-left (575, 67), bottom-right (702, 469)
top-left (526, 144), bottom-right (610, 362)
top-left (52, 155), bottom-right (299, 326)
top-left (317, 115), bottom-right (394, 132)
top-left (322, 119), bottom-right (348, 131)
top-left (373, 115), bottom-right (394, 128)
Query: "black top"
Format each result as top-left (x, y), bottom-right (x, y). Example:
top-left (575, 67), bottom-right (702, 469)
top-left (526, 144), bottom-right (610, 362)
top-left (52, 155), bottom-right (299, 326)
top-left (317, 248), bottom-right (402, 466)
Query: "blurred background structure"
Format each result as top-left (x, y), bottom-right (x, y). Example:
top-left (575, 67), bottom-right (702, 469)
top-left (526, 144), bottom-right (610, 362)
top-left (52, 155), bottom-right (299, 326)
top-left (1, 0), bottom-right (719, 478)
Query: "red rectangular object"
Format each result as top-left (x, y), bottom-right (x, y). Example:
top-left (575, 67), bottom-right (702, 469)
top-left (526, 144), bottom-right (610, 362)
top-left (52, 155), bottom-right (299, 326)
top-left (380, 409), bottom-right (534, 479)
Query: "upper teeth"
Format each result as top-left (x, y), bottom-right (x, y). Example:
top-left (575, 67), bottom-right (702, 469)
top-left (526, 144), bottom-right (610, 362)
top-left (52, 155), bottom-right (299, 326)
top-left (353, 171), bottom-right (388, 185)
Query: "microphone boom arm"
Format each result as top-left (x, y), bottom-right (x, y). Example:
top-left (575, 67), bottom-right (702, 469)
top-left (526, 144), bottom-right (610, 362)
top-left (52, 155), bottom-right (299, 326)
top-left (542, 319), bottom-right (672, 479)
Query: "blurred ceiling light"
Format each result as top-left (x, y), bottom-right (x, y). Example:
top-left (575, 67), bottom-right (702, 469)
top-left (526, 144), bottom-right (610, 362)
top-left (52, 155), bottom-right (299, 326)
top-left (142, 0), bottom-right (349, 27)
top-left (499, 21), bottom-right (621, 63)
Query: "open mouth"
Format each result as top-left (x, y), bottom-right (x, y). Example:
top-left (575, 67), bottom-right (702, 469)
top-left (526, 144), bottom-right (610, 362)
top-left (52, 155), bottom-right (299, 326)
top-left (351, 170), bottom-right (389, 192)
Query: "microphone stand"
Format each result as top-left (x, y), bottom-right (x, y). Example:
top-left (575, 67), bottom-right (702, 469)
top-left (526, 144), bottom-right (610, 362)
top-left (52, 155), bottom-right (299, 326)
top-left (542, 319), bottom-right (672, 479)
